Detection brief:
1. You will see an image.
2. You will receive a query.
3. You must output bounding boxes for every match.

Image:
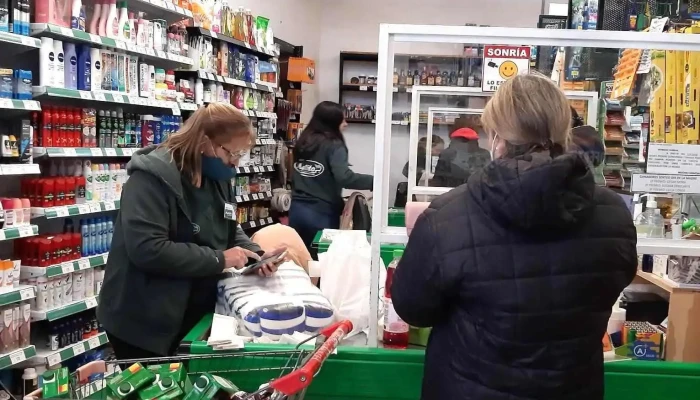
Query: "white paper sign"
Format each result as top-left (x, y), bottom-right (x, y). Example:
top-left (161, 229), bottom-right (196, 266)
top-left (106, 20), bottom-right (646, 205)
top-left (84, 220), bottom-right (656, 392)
top-left (9, 350), bottom-right (25, 364)
top-left (482, 45), bottom-right (531, 92)
top-left (647, 143), bottom-right (700, 175)
top-left (632, 173), bottom-right (700, 194)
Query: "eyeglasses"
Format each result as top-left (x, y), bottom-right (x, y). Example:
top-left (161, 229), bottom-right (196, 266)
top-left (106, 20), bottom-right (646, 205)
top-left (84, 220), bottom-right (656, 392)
top-left (216, 143), bottom-right (248, 160)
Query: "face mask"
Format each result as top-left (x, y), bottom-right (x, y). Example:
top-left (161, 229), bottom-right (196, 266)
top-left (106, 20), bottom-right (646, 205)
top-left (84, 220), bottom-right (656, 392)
top-left (490, 134), bottom-right (499, 161)
top-left (201, 155), bottom-right (236, 181)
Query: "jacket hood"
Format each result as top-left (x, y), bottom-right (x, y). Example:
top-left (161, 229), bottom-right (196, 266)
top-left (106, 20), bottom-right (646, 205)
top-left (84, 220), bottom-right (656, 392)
top-left (468, 152), bottom-right (595, 231)
top-left (127, 145), bottom-right (184, 198)
top-left (450, 127), bottom-right (479, 140)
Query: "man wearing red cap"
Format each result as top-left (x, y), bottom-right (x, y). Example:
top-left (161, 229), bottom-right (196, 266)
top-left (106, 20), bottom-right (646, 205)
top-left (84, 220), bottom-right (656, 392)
top-left (432, 116), bottom-right (491, 187)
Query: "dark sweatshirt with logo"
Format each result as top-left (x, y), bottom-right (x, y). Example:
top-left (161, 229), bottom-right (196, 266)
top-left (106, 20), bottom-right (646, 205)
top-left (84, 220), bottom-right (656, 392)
top-left (292, 140), bottom-right (373, 214)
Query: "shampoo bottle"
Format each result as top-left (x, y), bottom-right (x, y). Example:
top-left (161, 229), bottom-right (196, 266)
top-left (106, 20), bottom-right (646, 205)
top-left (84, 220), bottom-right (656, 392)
top-left (88, 0), bottom-right (101, 34)
top-left (70, 0), bottom-right (81, 30)
top-left (77, 45), bottom-right (90, 91)
top-left (194, 78), bottom-right (203, 105)
top-left (98, 0), bottom-right (109, 36)
top-left (63, 43), bottom-right (77, 90)
top-left (136, 13), bottom-right (147, 47)
top-left (117, 1), bottom-right (128, 41)
top-left (53, 40), bottom-right (65, 88)
top-left (39, 37), bottom-right (55, 87)
top-left (89, 47), bottom-right (101, 92)
top-left (128, 12), bottom-right (136, 44)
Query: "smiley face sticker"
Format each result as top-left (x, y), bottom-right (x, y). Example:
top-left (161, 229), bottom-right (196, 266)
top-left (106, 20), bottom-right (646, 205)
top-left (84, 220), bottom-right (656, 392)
top-left (498, 61), bottom-right (518, 79)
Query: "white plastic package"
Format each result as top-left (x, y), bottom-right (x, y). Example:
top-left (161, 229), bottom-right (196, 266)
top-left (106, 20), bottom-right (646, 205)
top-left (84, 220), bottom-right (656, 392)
top-left (216, 262), bottom-right (334, 340)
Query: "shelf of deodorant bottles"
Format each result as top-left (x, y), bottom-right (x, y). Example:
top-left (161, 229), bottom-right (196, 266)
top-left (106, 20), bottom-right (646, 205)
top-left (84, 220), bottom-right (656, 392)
top-left (240, 217), bottom-right (274, 230)
top-left (31, 200), bottom-right (120, 219)
top-left (186, 27), bottom-right (275, 59)
top-left (33, 146), bottom-right (138, 158)
top-left (126, 0), bottom-right (194, 24)
top-left (32, 87), bottom-right (183, 114)
top-left (0, 226), bottom-right (38, 242)
top-left (0, 164), bottom-right (41, 176)
top-left (31, 296), bottom-right (99, 322)
top-left (30, 332), bottom-right (108, 368)
top-left (194, 70), bottom-right (278, 93)
top-left (30, 24), bottom-right (194, 69)
top-left (21, 253), bottom-right (108, 280)
top-left (0, 346), bottom-right (37, 370)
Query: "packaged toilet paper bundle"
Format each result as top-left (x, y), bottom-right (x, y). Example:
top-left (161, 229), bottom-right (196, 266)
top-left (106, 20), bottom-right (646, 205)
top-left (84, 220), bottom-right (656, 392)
top-left (216, 261), bottom-right (334, 340)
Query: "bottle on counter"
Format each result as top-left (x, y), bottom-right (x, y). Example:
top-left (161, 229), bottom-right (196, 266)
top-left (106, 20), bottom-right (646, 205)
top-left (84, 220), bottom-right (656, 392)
top-left (383, 249), bottom-right (408, 349)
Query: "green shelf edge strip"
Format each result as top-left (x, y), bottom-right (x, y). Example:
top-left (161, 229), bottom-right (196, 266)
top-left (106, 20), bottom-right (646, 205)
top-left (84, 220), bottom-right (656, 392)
top-left (0, 346), bottom-right (36, 370)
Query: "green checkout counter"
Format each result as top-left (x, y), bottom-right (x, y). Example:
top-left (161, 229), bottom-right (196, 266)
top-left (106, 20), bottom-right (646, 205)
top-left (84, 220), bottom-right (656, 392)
top-left (179, 208), bottom-right (700, 399)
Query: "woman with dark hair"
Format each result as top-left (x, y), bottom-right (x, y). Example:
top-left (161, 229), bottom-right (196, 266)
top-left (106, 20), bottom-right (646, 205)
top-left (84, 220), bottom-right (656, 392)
top-left (290, 101), bottom-right (373, 248)
top-left (402, 135), bottom-right (445, 185)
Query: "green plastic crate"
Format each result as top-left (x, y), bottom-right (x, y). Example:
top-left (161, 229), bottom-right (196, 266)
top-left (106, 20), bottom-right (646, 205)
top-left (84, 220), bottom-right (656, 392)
top-left (311, 231), bottom-right (404, 266)
top-left (388, 208), bottom-right (405, 227)
top-left (179, 315), bottom-right (700, 400)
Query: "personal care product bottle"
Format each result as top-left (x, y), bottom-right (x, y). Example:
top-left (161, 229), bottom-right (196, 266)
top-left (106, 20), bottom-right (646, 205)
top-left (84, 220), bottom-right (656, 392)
top-left (383, 249), bottom-right (409, 349)
top-left (63, 43), bottom-right (78, 90)
top-left (148, 65), bottom-right (155, 98)
top-left (128, 12), bottom-right (136, 44)
top-left (39, 37), bottom-right (55, 87)
top-left (88, 0), bottom-right (101, 34)
top-left (194, 78), bottom-right (203, 105)
top-left (138, 62), bottom-right (149, 97)
top-left (77, 45), bottom-right (91, 90)
top-left (53, 40), bottom-right (65, 88)
top-left (117, 1), bottom-right (128, 41)
top-left (70, 0), bottom-right (81, 30)
top-left (79, 6), bottom-right (86, 31)
top-left (635, 195), bottom-right (665, 239)
top-left (136, 13), bottom-right (147, 47)
top-left (89, 47), bottom-right (101, 92)
top-left (104, 0), bottom-right (118, 39)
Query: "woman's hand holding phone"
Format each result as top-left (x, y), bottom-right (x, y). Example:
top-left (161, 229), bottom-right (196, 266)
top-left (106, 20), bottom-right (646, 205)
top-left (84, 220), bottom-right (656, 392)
top-left (255, 247), bottom-right (288, 277)
top-left (223, 247), bottom-right (260, 269)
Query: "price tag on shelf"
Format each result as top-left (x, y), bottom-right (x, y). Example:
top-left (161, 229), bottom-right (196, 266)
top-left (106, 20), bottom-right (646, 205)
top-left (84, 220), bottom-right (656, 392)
top-left (172, 107), bottom-right (181, 116)
top-left (122, 148), bottom-right (133, 156)
top-left (359, 86), bottom-right (368, 91)
top-left (104, 202), bottom-right (116, 211)
top-left (104, 148), bottom-right (117, 157)
top-left (60, 27), bottom-right (73, 36)
top-left (249, 221), bottom-right (256, 228)
top-left (47, 353), bottom-right (61, 367)
top-left (94, 93), bottom-right (106, 102)
top-left (102, 254), bottom-right (108, 264)
top-left (84, 297), bottom-right (98, 309)
top-left (400, 121), bottom-right (409, 126)
top-left (22, 100), bottom-right (40, 110)
top-left (77, 204), bottom-right (91, 214)
top-left (391, 121), bottom-right (401, 125)
top-left (235, 196), bottom-right (242, 203)
top-left (146, 48), bottom-right (155, 56)
top-left (0, 98), bottom-right (13, 109)
top-left (210, 31), bottom-right (218, 39)
top-left (115, 41), bottom-right (126, 50)
top-left (80, 91), bottom-right (93, 100)
top-left (61, 263), bottom-right (74, 274)
top-left (406, 87), bottom-right (413, 93)
top-left (53, 207), bottom-right (69, 218)
top-left (21, 36), bottom-right (35, 46)
top-left (78, 259), bottom-right (90, 270)
top-left (72, 342), bottom-right (86, 356)
top-left (88, 203), bottom-right (102, 213)
top-left (156, 50), bottom-right (166, 59)
top-left (18, 226), bottom-right (34, 237)
top-left (88, 34), bottom-right (100, 43)
top-left (113, 94), bottom-right (124, 103)
top-left (393, 87), bottom-right (399, 92)
top-left (126, 43), bottom-right (136, 52)
top-left (252, 193), bottom-right (259, 200)
top-left (267, 217), bottom-right (273, 224)
top-left (19, 288), bottom-right (33, 300)
top-left (90, 148), bottom-right (103, 157)
top-left (63, 148), bottom-right (77, 157)
top-left (87, 336), bottom-right (101, 349)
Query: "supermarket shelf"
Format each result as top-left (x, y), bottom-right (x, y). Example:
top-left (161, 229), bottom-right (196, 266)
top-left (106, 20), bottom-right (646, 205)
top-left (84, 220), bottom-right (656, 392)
top-left (0, 346), bottom-right (36, 370)
top-left (128, 0), bottom-right (193, 23)
top-left (31, 296), bottom-right (98, 322)
top-left (31, 200), bottom-right (120, 219)
top-left (0, 98), bottom-right (41, 112)
top-left (635, 270), bottom-right (700, 293)
top-left (0, 31), bottom-right (40, 49)
top-left (33, 87), bottom-right (181, 112)
top-left (0, 164), bottom-right (40, 176)
top-left (0, 286), bottom-right (35, 307)
top-left (235, 191), bottom-right (272, 204)
top-left (21, 253), bottom-right (108, 279)
top-left (240, 217), bottom-right (274, 230)
top-left (30, 24), bottom-right (194, 68)
top-left (346, 119), bottom-right (450, 126)
top-left (193, 70), bottom-right (278, 92)
top-left (33, 147), bottom-right (137, 158)
top-left (0, 225), bottom-right (38, 242)
top-left (31, 333), bottom-right (108, 367)
top-left (178, 102), bottom-right (198, 111)
top-left (175, 102), bottom-right (276, 118)
top-left (236, 165), bottom-right (274, 174)
top-left (637, 238), bottom-right (700, 257)
top-left (341, 84), bottom-right (408, 93)
top-left (254, 139), bottom-right (276, 146)
top-left (186, 27), bottom-right (275, 59)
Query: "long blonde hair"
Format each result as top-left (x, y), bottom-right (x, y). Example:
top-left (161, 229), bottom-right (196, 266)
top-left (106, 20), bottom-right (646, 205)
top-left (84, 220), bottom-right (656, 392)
top-left (482, 73), bottom-right (571, 151)
top-left (162, 102), bottom-right (255, 187)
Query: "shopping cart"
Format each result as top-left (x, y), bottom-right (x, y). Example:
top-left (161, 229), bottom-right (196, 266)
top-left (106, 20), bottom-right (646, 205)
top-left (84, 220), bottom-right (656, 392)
top-left (26, 320), bottom-right (353, 400)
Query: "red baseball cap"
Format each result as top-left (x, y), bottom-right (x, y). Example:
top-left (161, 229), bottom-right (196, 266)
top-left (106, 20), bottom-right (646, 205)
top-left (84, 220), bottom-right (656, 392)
top-left (450, 127), bottom-right (479, 140)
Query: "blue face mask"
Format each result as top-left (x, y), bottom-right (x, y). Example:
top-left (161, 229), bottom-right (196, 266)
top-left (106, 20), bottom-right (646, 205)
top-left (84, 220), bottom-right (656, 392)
top-left (201, 155), bottom-right (236, 181)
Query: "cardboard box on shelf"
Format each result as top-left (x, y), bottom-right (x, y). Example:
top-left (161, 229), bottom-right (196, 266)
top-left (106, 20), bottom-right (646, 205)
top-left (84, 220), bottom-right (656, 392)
top-left (665, 50), bottom-right (677, 143)
top-left (677, 48), bottom-right (687, 143)
top-left (650, 50), bottom-right (666, 143)
top-left (686, 28), bottom-right (700, 142)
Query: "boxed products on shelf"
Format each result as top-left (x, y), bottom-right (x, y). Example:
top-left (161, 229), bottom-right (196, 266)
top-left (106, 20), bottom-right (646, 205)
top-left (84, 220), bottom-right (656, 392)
top-left (233, 175), bottom-right (271, 197)
top-left (2, 0), bottom-right (29, 35)
top-left (0, 68), bottom-right (32, 99)
top-left (0, 302), bottom-right (31, 354)
top-left (0, 119), bottom-right (33, 164)
top-left (0, 198), bottom-right (32, 229)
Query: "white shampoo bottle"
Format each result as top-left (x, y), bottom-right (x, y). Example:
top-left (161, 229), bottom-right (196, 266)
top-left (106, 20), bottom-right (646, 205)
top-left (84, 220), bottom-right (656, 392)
top-left (53, 40), bottom-right (65, 88)
top-left (39, 37), bottom-right (55, 87)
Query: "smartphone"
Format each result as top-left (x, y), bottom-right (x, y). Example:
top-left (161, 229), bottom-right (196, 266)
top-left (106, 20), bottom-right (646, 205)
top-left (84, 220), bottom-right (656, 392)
top-left (239, 250), bottom-right (288, 275)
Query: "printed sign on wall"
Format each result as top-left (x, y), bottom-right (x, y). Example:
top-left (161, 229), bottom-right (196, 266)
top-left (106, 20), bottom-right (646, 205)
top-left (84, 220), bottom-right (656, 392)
top-left (482, 45), bottom-right (531, 92)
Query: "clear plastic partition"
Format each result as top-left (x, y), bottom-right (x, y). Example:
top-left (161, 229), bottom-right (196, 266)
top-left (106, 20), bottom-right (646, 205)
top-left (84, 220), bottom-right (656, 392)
top-left (369, 24), bottom-right (700, 348)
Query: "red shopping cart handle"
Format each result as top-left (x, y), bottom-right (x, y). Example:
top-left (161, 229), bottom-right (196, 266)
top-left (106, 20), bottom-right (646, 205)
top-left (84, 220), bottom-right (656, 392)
top-left (270, 320), bottom-right (353, 395)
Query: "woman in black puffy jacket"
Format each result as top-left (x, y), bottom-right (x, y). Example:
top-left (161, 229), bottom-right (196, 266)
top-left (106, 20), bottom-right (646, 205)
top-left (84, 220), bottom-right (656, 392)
top-left (391, 74), bottom-right (637, 400)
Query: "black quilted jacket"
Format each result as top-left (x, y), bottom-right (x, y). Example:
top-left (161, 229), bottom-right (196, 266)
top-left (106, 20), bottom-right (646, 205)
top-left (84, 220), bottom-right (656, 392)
top-left (391, 152), bottom-right (637, 400)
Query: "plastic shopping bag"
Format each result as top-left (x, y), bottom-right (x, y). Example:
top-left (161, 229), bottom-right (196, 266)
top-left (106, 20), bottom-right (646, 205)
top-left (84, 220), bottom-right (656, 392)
top-left (319, 230), bottom-right (386, 338)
